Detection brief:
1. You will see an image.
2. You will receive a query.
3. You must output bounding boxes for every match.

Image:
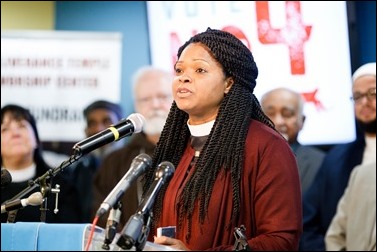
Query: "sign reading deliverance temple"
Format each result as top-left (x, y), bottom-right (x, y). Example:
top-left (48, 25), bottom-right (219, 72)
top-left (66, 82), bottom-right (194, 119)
top-left (1, 30), bottom-right (122, 141)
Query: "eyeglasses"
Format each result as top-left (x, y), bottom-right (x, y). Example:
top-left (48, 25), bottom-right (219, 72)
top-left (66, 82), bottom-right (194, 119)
top-left (350, 88), bottom-right (376, 103)
top-left (136, 94), bottom-right (172, 105)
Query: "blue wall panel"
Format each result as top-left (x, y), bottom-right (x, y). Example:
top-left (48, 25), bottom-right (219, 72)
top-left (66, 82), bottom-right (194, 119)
top-left (356, 1), bottom-right (376, 65)
top-left (55, 1), bottom-right (151, 117)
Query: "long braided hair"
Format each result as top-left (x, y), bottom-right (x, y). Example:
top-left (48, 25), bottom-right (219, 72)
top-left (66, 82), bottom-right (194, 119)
top-left (143, 28), bottom-right (275, 239)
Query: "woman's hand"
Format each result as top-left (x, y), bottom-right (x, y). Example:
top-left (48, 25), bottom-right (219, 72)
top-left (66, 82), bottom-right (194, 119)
top-left (154, 236), bottom-right (190, 251)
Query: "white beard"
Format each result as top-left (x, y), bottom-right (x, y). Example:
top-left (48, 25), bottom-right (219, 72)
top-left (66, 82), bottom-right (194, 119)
top-left (143, 111), bottom-right (168, 135)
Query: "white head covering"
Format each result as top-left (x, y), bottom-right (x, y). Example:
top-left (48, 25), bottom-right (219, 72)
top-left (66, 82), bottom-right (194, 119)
top-left (352, 62), bottom-right (376, 82)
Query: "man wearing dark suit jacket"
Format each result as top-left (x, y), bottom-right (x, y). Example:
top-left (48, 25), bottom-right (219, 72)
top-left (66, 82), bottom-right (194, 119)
top-left (261, 87), bottom-right (325, 194)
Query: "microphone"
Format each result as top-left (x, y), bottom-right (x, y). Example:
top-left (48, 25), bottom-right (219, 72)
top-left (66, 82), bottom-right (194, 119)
top-left (1, 192), bottom-right (44, 214)
top-left (116, 161), bottom-right (175, 250)
top-left (1, 168), bottom-right (12, 187)
top-left (72, 113), bottom-right (145, 157)
top-left (102, 201), bottom-right (122, 250)
top-left (96, 153), bottom-right (152, 218)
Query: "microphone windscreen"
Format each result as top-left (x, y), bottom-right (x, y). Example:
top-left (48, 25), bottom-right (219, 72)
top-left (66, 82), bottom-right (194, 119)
top-left (27, 192), bottom-right (44, 206)
top-left (127, 113), bottom-right (145, 133)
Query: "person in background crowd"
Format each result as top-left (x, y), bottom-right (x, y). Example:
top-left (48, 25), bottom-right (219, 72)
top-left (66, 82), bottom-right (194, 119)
top-left (82, 100), bottom-right (124, 159)
top-left (146, 28), bottom-right (302, 250)
top-left (68, 100), bottom-right (124, 223)
top-left (261, 87), bottom-right (325, 194)
top-left (325, 161), bottom-right (376, 251)
top-left (300, 62), bottom-right (376, 250)
top-left (1, 104), bottom-right (79, 223)
top-left (92, 66), bottom-right (173, 229)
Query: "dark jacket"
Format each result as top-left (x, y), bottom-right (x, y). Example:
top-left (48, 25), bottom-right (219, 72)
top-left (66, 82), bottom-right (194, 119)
top-left (1, 162), bottom-right (80, 223)
top-left (66, 154), bottom-right (101, 223)
top-left (291, 142), bottom-right (325, 194)
top-left (299, 134), bottom-right (365, 251)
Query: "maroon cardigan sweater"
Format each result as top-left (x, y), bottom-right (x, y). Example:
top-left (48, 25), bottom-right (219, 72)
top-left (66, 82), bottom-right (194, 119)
top-left (151, 120), bottom-right (302, 250)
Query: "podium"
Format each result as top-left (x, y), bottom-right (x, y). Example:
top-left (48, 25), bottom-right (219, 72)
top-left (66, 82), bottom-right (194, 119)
top-left (1, 222), bottom-right (176, 251)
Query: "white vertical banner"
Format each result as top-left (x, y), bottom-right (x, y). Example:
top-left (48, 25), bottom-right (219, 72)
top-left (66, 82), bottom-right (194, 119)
top-left (146, 1), bottom-right (355, 145)
top-left (1, 30), bottom-right (122, 141)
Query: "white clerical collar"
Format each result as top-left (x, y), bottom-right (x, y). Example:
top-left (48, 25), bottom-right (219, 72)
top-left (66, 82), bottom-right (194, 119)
top-left (3, 163), bottom-right (36, 183)
top-left (187, 120), bottom-right (215, 137)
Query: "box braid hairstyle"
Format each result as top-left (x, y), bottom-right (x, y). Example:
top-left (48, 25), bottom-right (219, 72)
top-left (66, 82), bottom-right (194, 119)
top-left (143, 28), bottom-right (276, 241)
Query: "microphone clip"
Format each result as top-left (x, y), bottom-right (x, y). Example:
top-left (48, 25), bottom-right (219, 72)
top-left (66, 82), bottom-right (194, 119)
top-left (51, 184), bottom-right (60, 214)
top-left (6, 210), bottom-right (18, 223)
top-left (116, 210), bottom-right (152, 251)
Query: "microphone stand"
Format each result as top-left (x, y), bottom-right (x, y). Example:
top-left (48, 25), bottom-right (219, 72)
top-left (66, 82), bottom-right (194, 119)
top-left (6, 210), bottom-right (18, 223)
top-left (5, 154), bottom-right (81, 223)
top-left (39, 177), bottom-right (51, 222)
top-left (117, 161), bottom-right (175, 250)
top-left (138, 212), bottom-right (152, 251)
top-left (117, 182), bottom-right (160, 251)
top-left (102, 201), bottom-right (122, 250)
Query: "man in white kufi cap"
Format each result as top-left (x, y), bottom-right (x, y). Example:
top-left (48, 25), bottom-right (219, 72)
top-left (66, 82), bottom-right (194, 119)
top-left (300, 62), bottom-right (376, 251)
top-left (325, 62), bottom-right (376, 250)
top-left (352, 62), bottom-right (376, 82)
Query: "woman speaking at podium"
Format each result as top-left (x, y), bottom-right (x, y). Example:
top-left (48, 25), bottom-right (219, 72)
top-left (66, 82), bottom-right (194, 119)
top-left (143, 28), bottom-right (302, 251)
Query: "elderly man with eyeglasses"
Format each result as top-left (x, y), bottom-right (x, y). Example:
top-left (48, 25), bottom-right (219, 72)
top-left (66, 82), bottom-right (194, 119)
top-left (299, 62), bottom-right (376, 251)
